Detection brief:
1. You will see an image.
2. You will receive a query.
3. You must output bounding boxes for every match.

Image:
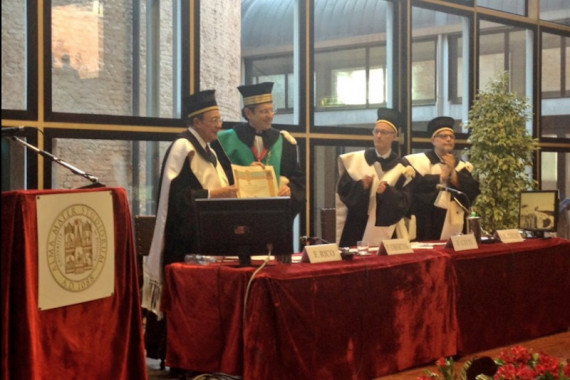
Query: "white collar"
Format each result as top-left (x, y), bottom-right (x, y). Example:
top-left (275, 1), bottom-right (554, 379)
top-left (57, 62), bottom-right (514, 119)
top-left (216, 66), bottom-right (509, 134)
top-left (188, 127), bottom-right (209, 150)
top-left (375, 149), bottom-right (392, 160)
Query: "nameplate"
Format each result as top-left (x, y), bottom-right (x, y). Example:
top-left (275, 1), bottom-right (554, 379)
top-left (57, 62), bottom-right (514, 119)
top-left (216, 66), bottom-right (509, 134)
top-left (379, 239), bottom-right (413, 255)
top-left (447, 234), bottom-right (479, 251)
top-left (495, 229), bottom-right (524, 243)
top-left (301, 244), bottom-right (342, 263)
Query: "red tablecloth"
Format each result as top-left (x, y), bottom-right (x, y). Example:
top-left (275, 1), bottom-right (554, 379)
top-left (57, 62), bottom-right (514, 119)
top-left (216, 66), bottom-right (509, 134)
top-left (444, 238), bottom-right (570, 354)
top-left (162, 238), bottom-right (570, 378)
top-left (1, 188), bottom-right (147, 380)
top-left (162, 250), bottom-right (457, 379)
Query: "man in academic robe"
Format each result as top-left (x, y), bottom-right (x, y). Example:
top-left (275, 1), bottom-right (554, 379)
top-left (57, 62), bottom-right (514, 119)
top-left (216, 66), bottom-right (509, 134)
top-left (336, 108), bottom-right (415, 248)
top-left (142, 88), bottom-right (237, 324)
top-left (403, 116), bottom-right (480, 241)
top-left (141, 90), bottom-right (237, 374)
top-left (215, 82), bottom-right (306, 216)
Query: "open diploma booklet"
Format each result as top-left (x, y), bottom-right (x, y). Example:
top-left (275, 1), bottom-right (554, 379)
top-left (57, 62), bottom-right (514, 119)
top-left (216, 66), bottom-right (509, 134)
top-left (232, 164), bottom-right (279, 198)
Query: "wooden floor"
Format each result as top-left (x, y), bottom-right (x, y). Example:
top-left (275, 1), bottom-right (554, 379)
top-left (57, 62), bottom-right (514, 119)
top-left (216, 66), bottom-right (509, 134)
top-left (374, 330), bottom-right (570, 380)
top-left (147, 329), bottom-right (570, 379)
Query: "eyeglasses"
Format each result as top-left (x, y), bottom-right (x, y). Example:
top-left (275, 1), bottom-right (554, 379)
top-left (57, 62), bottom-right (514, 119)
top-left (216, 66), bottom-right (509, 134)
top-left (257, 107), bottom-right (277, 116)
top-left (372, 129), bottom-right (396, 136)
top-left (435, 133), bottom-right (455, 140)
top-left (207, 117), bottom-right (224, 124)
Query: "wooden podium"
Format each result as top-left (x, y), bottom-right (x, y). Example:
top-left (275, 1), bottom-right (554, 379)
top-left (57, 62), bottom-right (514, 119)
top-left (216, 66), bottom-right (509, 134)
top-left (1, 187), bottom-right (147, 379)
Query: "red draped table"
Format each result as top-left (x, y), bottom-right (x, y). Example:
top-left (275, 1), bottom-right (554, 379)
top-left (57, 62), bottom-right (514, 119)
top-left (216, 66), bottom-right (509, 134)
top-left (162, 250), bottom-right (457, 379)
top-left (1, 188), bottom-right (147, 380)
top-left (162, 237), bottom-right (570, 379)
top-left (444, 238), bottom-right (570, 354)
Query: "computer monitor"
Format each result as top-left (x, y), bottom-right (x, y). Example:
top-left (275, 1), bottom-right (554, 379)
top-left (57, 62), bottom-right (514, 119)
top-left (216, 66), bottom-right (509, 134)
top-left (519, 190), bottom-right (559, 238)
top-left (194, 197), bottom-right (293, 266)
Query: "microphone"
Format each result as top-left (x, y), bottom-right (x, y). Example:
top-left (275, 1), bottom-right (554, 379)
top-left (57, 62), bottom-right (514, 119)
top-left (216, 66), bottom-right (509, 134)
top-left (436, 184), bottom-right (466, 197)
top-left (2, 126), bottom-right (28, 137)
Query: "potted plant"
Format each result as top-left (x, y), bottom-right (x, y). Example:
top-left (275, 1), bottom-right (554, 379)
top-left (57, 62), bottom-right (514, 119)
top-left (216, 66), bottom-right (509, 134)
top-left (466, 72), bottom-right (538, 233)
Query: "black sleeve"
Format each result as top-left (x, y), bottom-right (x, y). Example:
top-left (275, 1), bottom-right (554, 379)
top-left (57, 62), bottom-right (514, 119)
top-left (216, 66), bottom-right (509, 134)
top-left (162, 158), bottom-right (208, 265)
top-left (455, 168), bottom-right (480, 206)
top-left (409, 172), bottom-right (441, 209)
top-left (337, 170), bottom-right (369, 214)
top-left (375, 176), bottom-right (411, 226)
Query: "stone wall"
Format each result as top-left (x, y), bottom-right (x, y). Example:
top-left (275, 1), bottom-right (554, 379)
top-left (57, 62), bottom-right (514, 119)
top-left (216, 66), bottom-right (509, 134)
top-left (200, 0), bottom-right (242, 121)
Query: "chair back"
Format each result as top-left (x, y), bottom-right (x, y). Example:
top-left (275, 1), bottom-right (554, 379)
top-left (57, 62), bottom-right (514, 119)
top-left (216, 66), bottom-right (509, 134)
top-left (134, 215), bottom-right (156, 288)
top-left (320, 208), bottom-right (336, 244)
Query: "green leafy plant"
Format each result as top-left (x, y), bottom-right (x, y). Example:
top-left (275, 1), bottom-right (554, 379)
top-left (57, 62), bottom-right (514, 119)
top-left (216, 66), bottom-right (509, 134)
top-left (466, 72), bottom-right (538, 233)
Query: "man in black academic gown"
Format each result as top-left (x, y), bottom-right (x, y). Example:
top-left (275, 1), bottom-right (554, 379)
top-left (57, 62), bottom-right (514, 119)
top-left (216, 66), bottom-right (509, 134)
top-left (215, 82), bottom-right (306, 216)
top-left (141, 90), bottom-right (237, 371)
top-left (336, 108), bottom-right (415, 247)
top-left (403, 116), bottom-right (480, 241)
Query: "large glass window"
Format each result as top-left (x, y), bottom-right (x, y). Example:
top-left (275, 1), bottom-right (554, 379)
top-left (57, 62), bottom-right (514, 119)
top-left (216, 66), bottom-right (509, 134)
top-left (478, 19), bottom-right (533, 116)
top-left (541, 151), bottom-right (569, 202)
top-left (1, 1), bottom-right (27, 110)
top-left (541, 32), bottom-right (569, 139)
top-left (241, 0), bottom-right (296, 125)
top-left (477, 0), bottom-right (526, 16)
top-left (540, 0), bottom-right (570, 26)
top-left (51, 0), bottom-right (179, 118)
top-left (314, 0), bottom-right (392, 128)
top-left (411, 7), bottom-right (470, 133)
top-left (411, 39), bottom-right (436, 105)
top-left (50, 137), bottom-right (171, 216)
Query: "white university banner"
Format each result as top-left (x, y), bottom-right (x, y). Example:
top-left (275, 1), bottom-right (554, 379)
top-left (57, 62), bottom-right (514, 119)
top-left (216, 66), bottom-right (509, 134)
top-left (36, 191), bottom-right (115, 310)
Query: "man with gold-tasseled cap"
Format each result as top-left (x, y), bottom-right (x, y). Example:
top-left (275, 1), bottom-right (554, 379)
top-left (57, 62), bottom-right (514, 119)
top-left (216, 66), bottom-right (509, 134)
top-left (403, 116), bottom-right (480, 241)
top-left (335, 107), bottom-right (415, 247)
top-left (142, 89), bottom-right (237, 318)
top-left (215, 82), bottom-right (306, 215)
top-left (142, 90), bottom-right (237, 371)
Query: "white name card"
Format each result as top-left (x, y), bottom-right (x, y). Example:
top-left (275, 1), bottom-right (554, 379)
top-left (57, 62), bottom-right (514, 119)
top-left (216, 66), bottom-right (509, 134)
top-left (379, 239), bottom-right (413, 255)
top-left (448, 234), bottom-right (479, 251)
top-left (495, 229), bottom-right (524, 243)
top-left (302, 243), bottom-right (342, 263)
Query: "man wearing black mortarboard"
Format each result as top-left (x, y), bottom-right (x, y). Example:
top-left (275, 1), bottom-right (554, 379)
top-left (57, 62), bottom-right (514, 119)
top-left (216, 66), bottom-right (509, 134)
top-left (141, 90), bottom-right (237, 375)
top-left (142, 89), bottom-right (237, 317)
top-left (215, 82), bottom-right (306, 215)
top-left (335, 108), bottom-right (415, 247)
top-left (403, 116), bottom-right (480, 241)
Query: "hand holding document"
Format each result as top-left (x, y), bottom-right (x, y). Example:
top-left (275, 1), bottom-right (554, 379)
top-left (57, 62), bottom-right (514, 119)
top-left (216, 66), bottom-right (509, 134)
top-left (377, 163), bottom-right (415, 187)
top-left (232, 164), bottom-right (279, 198)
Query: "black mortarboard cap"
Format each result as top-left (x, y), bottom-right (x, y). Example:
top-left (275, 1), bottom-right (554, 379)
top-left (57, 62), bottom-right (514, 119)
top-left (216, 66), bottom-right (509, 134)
top-left (238, 82), bottom-right (274, 106)
top-left (376, 107), bottom-right (403, 135)
top-left (428, 116), bottom-right (455, 137)
top-left (183, 90), bottom-right (219, 119)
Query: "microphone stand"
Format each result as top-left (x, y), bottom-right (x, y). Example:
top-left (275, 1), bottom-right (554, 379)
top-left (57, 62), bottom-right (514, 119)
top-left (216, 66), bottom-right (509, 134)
top-left (449, 192), bottom-right (473, 235)
top-left (10, 136), bottom-right (104, 188)
top-left (452, 194), bottom-right (470, 215)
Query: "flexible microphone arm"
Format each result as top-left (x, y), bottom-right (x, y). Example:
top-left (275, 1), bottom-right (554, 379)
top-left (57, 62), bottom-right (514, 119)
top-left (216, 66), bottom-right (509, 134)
top-left (10, 136), bottom-right (102, 186)
top-left (451, 195), bottom-right (470, 215)
top-left (300, 236), bottom-right (331, 245)
top-left (436, 184), bottom-right (471, 214)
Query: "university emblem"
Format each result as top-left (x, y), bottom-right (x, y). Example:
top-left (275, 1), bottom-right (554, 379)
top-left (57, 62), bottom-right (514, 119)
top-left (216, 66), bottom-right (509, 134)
top-left (47, 204), bottom-right (108, 292)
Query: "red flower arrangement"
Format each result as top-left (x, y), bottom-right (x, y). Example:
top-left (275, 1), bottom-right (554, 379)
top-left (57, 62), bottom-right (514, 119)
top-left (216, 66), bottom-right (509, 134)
top-left (418, 345), bottom-right (569, 380)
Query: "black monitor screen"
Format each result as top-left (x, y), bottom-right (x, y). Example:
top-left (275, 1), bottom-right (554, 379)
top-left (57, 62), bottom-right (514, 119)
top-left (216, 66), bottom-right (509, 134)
top-left (519, 190), bottom-right (558, 237)
top-left (194, 197), bottom-right (293, 264)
